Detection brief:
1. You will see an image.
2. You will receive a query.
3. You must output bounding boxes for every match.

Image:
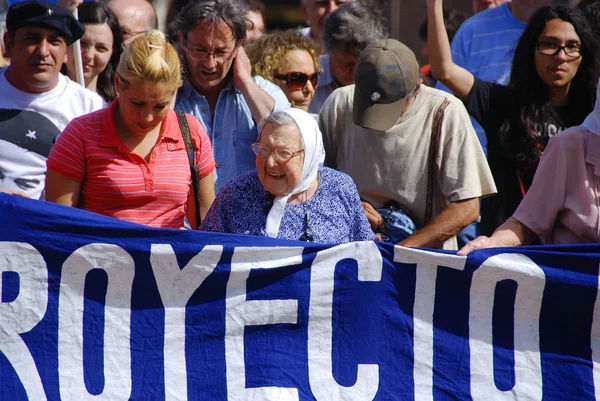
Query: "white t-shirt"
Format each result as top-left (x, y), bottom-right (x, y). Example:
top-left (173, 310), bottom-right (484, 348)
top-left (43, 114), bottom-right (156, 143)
top-left (0, 68), bottom-right (106, 199)
top-left (319, 85), bottom-right (497, 249)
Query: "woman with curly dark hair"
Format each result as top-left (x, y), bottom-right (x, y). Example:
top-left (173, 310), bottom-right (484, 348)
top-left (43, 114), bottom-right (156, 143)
top-left (426, 0), bottom-right (600, 236)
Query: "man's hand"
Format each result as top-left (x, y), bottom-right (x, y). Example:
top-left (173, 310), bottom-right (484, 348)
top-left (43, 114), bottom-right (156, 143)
top-left (57, 0), bottom-right (84, 13)
top-left (230, 44), bottom-right (276, 123)
top-left (456, 236), bottom-right (497, 255)
top-left (232, 45), bottom-right (253, 90)
top-left (457, 217), bottom-right (535, 255)
top-left (361, 201), bottom-right (384, 232)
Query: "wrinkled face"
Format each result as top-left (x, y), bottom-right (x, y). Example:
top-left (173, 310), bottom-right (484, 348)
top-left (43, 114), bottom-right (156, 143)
top-left (115, 76), bottom-right (175, 136)
top-left (534, 18), bottom-right (582, 90)
top-left (329, 50), bottom-right (359, 86)
top-left (256, 123), bottom-right (305, 197)
top-left (301, 0), bottom-right (351, 43)
top-left (4, 26), bottom-right (67, 93)
top-left (182, 22), bottom-right (238, 94)
top-left (246, 10), bottom-right (265, 44)
top-left (274, 49), bottom-right (317, 112)
top-left (67, 23), bottom-right (113, 86)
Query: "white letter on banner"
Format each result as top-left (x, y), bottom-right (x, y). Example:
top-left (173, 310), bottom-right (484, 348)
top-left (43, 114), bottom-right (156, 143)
top-left (308, 241), bottom-right (381, 400)
top-left (394, 247), bottom-right (466, 401)
top-left (0, 242), bottom-right (48, 400)
top-left (591, 262), bottom-right (600, 401)
top-left (469, 253), bottom-right (545, 401)
top-left (226, 246), bottom-right (304, 401)
top-left (58, 244), bottom-right (134, 400)
top-left (150, 243), bottom-right (223, 401)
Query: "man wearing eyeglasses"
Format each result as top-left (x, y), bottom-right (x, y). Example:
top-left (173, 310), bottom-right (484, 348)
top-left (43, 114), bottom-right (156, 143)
top-left (174, 0), bottom-right (290, 192)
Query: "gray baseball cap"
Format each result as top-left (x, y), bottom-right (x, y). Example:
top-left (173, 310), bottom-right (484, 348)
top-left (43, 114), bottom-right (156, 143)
top-left (353, 39), bottom-right (419, 131)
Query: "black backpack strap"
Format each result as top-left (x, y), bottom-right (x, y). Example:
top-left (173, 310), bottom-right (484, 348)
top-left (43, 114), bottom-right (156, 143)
top-left (176, 111), bottom-right (201, 228)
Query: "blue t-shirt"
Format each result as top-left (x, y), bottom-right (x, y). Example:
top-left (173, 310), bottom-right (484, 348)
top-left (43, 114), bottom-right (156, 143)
top-left (200, 167), bottom-right (375, 244)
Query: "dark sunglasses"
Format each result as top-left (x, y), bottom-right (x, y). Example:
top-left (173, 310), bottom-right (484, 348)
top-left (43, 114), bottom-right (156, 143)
top-left (273, 72), bottom-right (320, 90)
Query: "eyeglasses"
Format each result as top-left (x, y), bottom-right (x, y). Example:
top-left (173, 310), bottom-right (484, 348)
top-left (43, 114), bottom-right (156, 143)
top-left (121, 27), bottom-right (148, 41)
top-left (182, 38), bottom-right (236, 62)
top-left (251, 143), bottom-right (304, 162)
top-left (273, 72), bottom-right (320, 90)
top-left (536, 41), bottom-right (581, 58)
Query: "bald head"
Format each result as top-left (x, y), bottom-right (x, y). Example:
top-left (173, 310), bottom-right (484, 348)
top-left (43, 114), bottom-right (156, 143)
top-left (108, 0), bottom-right (158, 43)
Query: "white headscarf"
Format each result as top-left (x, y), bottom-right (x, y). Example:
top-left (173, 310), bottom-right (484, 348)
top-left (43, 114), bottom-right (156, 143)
top-left (264, 108), bottom-right (326, 237)
top-left (582, 78), bottom-right (600, 136)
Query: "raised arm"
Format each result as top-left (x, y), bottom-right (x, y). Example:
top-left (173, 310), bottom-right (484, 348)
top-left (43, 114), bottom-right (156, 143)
top-left (426, 0), bottom-right (475, 100)
top-left (232, 46), bottom-right (275, 122)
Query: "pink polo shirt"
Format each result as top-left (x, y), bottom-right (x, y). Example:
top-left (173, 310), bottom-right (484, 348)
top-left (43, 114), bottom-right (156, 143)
top-left (47, 99), bottom-right (215, 228)
top-left (513, 126), bottom-right (600, 244)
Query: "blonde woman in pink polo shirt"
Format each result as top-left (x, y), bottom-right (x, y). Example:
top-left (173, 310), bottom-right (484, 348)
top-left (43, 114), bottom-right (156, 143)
top-left (45, 30), bottom-right (216, 229)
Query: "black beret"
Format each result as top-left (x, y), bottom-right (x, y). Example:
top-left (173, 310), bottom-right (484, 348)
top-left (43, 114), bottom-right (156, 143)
top-left (6, 1), bottom-right (85, 45)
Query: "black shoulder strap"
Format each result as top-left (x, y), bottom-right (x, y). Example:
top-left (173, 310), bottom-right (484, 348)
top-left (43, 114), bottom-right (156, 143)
top-left (425, 98), bottom-right (451, 225)
top-left (176, 111), bottom-right (201, 228)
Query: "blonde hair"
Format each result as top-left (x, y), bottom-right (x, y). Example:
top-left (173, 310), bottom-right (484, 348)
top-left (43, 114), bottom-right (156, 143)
top-left (246, 29), bottom-right (320, 82)
top-left (117, 30), bottom-right (182, 90)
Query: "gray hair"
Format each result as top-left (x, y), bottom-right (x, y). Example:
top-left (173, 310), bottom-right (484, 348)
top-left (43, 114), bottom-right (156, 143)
top-left (259, 111), bottom-right (302, 146)
top-left (175, 0), bottom-right (248, 44)
top-left (322, 1), bottom-right (388, 55)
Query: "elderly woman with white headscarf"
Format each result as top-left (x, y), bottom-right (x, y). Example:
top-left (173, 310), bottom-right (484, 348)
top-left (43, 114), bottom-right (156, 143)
top-left (200, 108), bottom-right (374, 243)
top-left (458, 79), bottom-right (600, 255)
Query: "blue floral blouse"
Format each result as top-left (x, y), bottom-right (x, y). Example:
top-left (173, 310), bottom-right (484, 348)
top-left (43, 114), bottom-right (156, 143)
top-left (200, 167), bottom-right (375, 244)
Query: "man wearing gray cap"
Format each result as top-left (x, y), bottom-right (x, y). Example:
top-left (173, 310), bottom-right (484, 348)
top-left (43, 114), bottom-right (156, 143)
top-left (0, 0), bottom-right (105, 199)
top-left (319, 38), bottom-right (496, 250)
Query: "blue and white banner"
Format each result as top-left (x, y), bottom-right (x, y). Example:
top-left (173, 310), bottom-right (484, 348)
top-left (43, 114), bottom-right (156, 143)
top-left (1, 194), bottom-right (600, 400)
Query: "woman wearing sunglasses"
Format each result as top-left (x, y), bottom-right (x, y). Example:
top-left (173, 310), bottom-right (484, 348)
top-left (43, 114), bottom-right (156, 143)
top-left (200, 108), bottom-right (374, 244)
top-left (247, 30), bottom-right (321, 112)
top-left (426, 1), bottom-right (599, 237)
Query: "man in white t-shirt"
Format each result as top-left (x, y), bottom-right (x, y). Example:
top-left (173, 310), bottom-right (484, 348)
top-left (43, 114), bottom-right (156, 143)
top-left (319, 39), bottom-right (496, 250)
top-left (0, 1), bottom-right (105, 199)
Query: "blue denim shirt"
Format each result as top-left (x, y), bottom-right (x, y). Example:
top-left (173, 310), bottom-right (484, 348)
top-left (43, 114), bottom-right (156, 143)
top-left (308, 54), bottom-right (338, 114)
top-left (176, 76), bottom-right (290, 191)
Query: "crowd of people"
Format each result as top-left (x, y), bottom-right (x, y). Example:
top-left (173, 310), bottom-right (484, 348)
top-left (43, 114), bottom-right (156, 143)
top-left (2, 0), bottom-right (600, 252)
